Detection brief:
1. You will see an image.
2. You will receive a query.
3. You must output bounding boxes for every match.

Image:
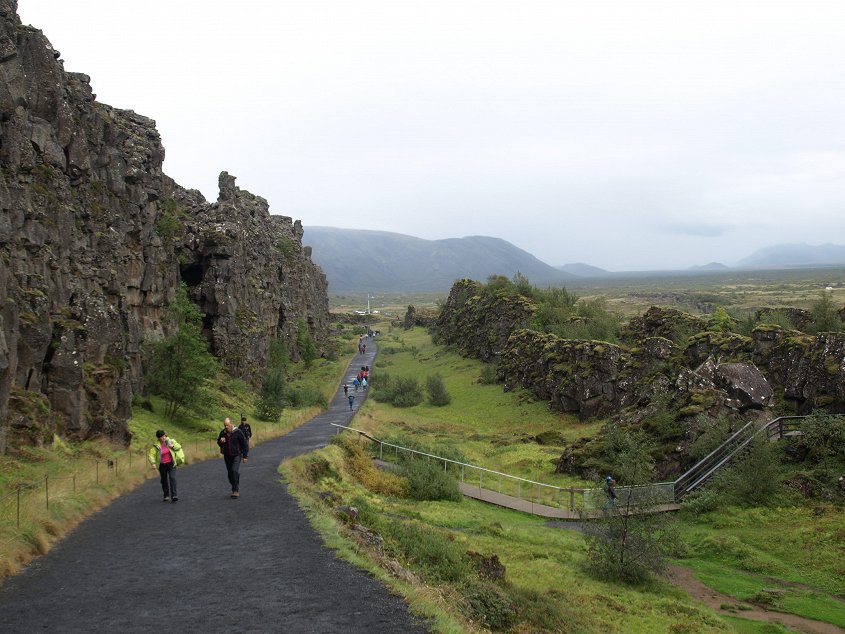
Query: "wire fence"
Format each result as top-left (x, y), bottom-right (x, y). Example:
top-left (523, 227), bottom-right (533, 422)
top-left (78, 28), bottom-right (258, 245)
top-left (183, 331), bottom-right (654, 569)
top-left (0, 426), bottom-right (279, 532)
top-left (332, 423), bottom-right (676, 512)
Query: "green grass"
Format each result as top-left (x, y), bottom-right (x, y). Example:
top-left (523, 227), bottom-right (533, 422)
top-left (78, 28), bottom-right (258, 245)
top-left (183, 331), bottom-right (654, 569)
top-left (283, 439), bottom-right (736, 633)
top-left (284, 325), bottom-right (845, 631)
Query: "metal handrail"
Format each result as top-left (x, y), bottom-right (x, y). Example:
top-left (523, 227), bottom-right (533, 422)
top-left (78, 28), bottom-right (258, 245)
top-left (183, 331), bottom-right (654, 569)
top-left (674, 415), bottom-right (808, 498)
top-left (332, 423), bottom-right (675, 510)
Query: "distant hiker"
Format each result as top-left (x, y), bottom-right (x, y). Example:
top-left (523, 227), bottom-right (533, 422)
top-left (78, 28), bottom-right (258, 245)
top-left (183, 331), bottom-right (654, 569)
top-left (238, 415), bottom-right (252, 446)
top-left (604, 475), bottom-right (617, 508)
top-left (362, 377), bottom-right (368, 390)
top-left (348, 394), bottom-right (355, 410)
top-left (148, 430), bottom-right (184, 503)
top-left (362, 344), bottom-right (367, 354)
top-left (343, 384), bottom-right (349, 396)
top-left (217, 417), bottom-right (249, 498)
top-left (353, 377), bottom-right (360, 391)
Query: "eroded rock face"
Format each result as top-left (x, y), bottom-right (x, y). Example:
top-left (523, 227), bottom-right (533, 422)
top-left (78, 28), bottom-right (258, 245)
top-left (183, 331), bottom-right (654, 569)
top-left (431, 279), bottom-right (535, 363)
top-left (0, 3), bottom-right (328, 451)
top-left (434, 282), bottom-right (845, 420)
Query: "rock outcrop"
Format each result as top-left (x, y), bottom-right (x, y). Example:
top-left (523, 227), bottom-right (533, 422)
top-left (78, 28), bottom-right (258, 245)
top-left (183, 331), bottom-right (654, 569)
top-left (0, 2), bottom-right (328, 451)
top-left (434, 279), bottom-right (845, 419)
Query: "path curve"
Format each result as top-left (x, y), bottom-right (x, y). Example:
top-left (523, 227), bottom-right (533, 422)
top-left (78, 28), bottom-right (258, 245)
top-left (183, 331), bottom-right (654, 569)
top-left (0, 340), bottom-right (428, 633)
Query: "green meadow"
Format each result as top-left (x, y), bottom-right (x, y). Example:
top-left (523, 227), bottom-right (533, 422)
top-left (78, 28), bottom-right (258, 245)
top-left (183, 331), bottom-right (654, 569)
top-left (283, 323), bottom-right (845, 633)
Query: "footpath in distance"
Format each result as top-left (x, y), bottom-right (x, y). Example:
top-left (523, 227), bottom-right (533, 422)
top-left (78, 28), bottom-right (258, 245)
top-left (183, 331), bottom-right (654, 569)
top-left (0, 339), bottom-right (428, 633)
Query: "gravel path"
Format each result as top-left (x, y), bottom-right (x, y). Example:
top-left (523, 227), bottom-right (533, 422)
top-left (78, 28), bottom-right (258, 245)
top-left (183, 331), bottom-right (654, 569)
top-left (0, 340), bottom-right (428, 633)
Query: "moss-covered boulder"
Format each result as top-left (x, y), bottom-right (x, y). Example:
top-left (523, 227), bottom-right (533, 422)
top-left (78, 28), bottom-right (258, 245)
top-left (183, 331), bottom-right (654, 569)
top-left (621, 306), bottom-right (708, 345)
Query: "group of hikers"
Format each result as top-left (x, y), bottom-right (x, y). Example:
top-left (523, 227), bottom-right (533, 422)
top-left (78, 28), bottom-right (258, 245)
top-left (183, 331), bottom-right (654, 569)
top-left (148, 330), bottom-right (375, 502)
top-left (147, 415), bottom-right (252, 502)
top-left (343, 365), bottom-right (371, 410)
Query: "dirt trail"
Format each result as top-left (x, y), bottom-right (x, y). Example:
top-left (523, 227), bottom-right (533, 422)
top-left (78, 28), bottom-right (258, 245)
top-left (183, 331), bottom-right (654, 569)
top-left (668, 565), bottom-right (845, 634)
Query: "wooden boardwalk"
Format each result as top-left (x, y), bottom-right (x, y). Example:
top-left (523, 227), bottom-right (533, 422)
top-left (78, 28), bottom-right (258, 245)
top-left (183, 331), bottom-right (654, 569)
top-left (458, 482), bottom-right (681, 519)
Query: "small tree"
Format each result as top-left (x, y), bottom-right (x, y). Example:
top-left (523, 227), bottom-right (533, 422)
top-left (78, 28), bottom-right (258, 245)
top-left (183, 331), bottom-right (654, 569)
top-left (296, 318), bottom-right (317, 365)
top-left (145, 284), bottom-right (218, 421)
top-left (709, 306), bottom-right (733, 332)
top-left (583, 426), bottom-right (678, 583)
top-left (809, 290), bottom-right (843, 334)
top-left (256, 338), bottom-right (288, 422)
top-left (426, 373), bottom-right (451, 406)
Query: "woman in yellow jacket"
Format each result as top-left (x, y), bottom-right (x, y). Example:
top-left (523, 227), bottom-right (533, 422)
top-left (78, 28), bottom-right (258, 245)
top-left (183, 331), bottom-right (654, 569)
top-left (148, 430), bottom-right (185, 503)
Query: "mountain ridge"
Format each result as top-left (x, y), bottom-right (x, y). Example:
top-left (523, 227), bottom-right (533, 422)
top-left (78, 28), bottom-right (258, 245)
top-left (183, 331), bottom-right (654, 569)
top-left (303, 226), bottom-right (574, 292)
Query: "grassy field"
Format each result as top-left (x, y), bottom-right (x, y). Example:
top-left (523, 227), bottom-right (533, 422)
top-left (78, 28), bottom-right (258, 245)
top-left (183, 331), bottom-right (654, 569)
top-left (333, 266), bottom-right (845, 318)
top-left (283, 323), bottom-right (845, 633)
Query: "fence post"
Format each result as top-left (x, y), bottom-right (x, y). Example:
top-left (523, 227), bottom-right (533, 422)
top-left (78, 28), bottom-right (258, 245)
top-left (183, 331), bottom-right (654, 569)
top-left (73, 474), bottom-right (76, 493)
top-left (96, 461), bottom-right (99, 484)
top-left (45, 475), bottom-right (49, 510)
top-left (570, 489), bottom-right (575, 511)
top-left (379, 443), bottom-right (383, 460)
top-left (17, 487), bottom-right (21, 528)
top-left (518, 481), bottom-right (521, 499)
top-left (461, 465), bottom-right (464, 482)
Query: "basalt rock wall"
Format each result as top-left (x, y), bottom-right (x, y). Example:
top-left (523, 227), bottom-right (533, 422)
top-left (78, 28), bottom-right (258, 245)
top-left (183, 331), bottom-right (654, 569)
top-left (0, 2), bottom-right (328, 451)
top-left (434, 279), bottom-right (845, 418)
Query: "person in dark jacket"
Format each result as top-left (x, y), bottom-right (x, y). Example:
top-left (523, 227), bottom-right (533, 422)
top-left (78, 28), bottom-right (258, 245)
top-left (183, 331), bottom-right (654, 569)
top-left (238, 415), bottom-right (252, 444)
top-left (217, 417), bottom-right (249, 498)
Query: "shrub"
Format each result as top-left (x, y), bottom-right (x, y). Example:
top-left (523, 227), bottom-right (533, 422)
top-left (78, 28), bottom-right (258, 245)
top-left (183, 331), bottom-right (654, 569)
top-left (402, 456), bottom-right (462, 502)
top-left (709, 437), bottom-right (782, 505)
top-left (425, 373), bottom-right (451, 406)
top-left (296, 319), bottom-right (317, 365)
top-left (256, 339), bottom-right (288, 422)
top-left (286, 386), bottom-right (327, 408)
top-left (371, 374), bottom-right (423, 408)
top-left (477, 365), bottom-right (498, 385)
top-left (796, 413), bottom-right (845, 464)
top-left (460, 579), bottom-right (518, 631)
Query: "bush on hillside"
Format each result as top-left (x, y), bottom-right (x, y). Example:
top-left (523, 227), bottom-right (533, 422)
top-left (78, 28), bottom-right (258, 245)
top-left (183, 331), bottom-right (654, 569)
top-left (371, 374), bottom-right (423, 408)
top-left (795, 413), bottom-right (845, 465)
top-left (425, 373), bottom-right (451, 406)
top-left (402, 456), bottom-right (462, 502)
top-left (286, 386), bottom-right (327, 408)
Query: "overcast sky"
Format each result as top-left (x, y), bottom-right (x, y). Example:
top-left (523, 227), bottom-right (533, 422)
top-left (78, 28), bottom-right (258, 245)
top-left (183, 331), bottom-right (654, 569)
top-left (17, 1), bottom-right (845, 271)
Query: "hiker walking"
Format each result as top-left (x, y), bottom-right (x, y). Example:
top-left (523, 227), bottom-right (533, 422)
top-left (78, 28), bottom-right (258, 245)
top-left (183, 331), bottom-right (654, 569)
top-left (362, 377), bottom-right (368, 390)
top-left (348, 394), bottom-right (355, 410)
top-left (148, 430), bottom-right (184, 503)
top-left (604, 475), bottom-right (617, 508)
top-left (343, 384), bottom-right (349, 396)
top-left (353, 377), bottom-right (360, 391)
top-left (238, 415), bottom-right (252, 446)
top-left (217, 417), bottom-right (249, 498)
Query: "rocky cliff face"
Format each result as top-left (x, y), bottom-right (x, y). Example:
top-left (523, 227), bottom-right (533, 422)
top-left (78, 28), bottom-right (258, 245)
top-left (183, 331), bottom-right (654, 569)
top-left (0, 2), bottom-right (328, 451)
top-left (433, 279), bottom-right (845, 419)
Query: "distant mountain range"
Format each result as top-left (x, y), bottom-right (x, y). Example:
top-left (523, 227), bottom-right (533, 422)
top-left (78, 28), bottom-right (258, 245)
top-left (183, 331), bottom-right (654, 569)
top-left (302, 227), bottom-right (574, 293)
top-left (735, 243), bottom-right (845, 268)
top-left (302, 228), bottom-right (845, 294)
top-left (555, 262), bottom-right (609, 277)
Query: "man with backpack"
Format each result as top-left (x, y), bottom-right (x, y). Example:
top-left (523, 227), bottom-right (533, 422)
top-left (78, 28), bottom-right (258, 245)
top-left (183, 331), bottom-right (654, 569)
top-left (217, 417), bottom-right (249, 498)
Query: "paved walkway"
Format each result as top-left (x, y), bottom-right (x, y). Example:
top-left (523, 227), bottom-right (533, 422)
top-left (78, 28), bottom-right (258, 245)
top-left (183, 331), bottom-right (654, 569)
top-left (0, 339), bottom-right (428, 633)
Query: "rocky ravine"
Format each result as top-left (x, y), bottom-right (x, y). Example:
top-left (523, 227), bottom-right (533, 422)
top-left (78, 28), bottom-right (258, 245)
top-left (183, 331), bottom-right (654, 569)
top-left (0, 1), bottom-right (328, 452)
